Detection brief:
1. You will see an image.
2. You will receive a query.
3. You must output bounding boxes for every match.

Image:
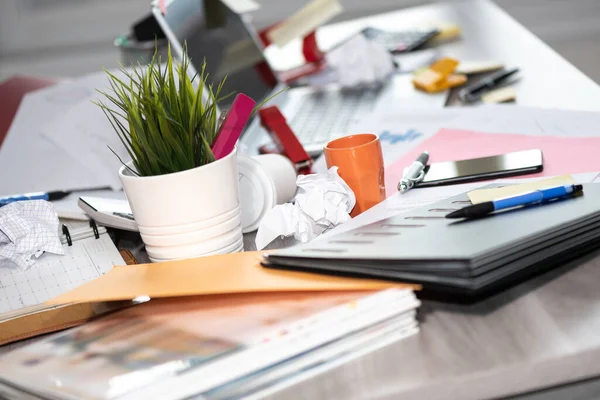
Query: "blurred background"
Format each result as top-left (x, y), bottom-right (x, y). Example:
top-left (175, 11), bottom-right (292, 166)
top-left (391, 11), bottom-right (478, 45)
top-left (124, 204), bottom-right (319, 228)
top-left (1, 0), bottom-right (599, 83)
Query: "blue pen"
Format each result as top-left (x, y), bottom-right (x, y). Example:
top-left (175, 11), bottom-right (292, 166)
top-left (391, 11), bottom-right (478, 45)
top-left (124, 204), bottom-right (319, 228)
top-left (446, 184), bottom-right (584, 219)
top-left (0, 190), bottom-right (70, 207)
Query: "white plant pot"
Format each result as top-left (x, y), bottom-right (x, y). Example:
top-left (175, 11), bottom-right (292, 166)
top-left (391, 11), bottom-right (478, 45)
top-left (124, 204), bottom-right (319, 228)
top-left (145, 226), bottom-right (243, 260)
top-left (139, 207), bottom-right (241, 247)
top-left (118, 147), bottom-right (242, 261)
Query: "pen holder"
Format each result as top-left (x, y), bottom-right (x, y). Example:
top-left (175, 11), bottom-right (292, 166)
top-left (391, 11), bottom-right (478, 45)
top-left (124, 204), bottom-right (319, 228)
top-left (324, 134), bottom-right (386, 217)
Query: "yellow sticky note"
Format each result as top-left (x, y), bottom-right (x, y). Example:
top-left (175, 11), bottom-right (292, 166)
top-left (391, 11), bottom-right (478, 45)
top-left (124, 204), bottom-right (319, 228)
top-left (467, 175), bottom-right (577, 204)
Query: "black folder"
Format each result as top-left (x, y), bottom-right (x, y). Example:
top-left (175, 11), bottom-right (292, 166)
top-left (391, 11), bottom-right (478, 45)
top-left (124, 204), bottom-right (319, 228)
top-left (264, 184), bottom-right (600, 299)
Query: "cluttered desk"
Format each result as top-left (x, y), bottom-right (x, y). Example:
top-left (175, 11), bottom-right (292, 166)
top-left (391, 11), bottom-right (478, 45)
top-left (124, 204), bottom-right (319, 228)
top-left (2, 0), bottom-right (600, 399)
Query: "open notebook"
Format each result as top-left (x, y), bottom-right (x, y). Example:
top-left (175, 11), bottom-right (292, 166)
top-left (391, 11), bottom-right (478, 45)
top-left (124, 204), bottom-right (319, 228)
top-left (0, 219), bottom-right (127, 346)
top-left (0, 219), bottom-right (124, 313)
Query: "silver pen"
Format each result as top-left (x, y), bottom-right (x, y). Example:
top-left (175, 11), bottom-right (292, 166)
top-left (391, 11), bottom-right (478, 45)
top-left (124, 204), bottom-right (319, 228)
top-left (398, 151), bottom-right (429, 193)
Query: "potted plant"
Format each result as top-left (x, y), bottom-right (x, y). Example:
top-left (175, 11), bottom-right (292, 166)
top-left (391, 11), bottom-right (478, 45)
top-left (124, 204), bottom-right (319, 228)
top-left (95, 46), bottom-right (259, 261)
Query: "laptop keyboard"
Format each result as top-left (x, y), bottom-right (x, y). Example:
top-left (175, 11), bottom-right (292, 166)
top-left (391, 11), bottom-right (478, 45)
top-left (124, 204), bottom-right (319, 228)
top-left (288, 89), bottom-right (381, 150)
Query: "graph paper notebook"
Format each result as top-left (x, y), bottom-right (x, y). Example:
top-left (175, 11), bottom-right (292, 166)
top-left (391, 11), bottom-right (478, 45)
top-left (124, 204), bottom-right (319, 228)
top-left (0, 219), bottom-right (124, 314)
top-left (0, 219), bottom-right (126, 346)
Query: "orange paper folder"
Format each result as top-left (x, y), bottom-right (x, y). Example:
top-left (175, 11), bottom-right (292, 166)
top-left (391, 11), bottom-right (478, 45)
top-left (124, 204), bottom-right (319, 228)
top-left (47, 251), bottom-right (417, 306)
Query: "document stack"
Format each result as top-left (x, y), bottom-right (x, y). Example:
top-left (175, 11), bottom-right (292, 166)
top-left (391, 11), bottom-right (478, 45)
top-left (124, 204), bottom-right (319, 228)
top-left (265, 183), bottom-right (600, 298)
top-left (0, 289), bottom-right (419, 400)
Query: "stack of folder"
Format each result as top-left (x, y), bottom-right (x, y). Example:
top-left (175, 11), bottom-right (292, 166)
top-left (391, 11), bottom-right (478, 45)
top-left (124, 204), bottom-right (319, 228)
top-left (0, 253), bottom-right (420, 400)
top-left (265, 183), bottom-right (600, 298)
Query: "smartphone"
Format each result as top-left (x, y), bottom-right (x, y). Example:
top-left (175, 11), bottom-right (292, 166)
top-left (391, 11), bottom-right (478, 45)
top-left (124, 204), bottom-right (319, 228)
top-left (418, 149), bottom-right (543, 188)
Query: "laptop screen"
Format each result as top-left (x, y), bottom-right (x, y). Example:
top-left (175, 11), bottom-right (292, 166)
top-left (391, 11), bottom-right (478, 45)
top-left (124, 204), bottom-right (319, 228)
top-left (152, 0), bottom-right (277, 108)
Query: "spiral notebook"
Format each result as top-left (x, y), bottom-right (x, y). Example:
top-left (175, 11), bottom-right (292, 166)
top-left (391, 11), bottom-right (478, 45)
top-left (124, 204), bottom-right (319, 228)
top-left (0, 219), bottom-right (125, 314)
top-left (0, 219), bottom-right (127, 346)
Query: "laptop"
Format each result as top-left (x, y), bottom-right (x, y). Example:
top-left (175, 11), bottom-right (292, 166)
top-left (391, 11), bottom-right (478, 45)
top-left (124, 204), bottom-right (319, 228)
top-left (151, 0), bottom-right (446, 156)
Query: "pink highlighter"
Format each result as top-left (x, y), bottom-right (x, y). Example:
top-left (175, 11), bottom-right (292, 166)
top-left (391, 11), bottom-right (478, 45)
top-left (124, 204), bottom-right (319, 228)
top-left (211, 93), bottom-right (256, 160)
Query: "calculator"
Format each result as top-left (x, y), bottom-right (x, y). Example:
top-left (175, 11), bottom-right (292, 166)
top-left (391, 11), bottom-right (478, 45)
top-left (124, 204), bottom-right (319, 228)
top-left (361, 27), bottom-right (439, 53)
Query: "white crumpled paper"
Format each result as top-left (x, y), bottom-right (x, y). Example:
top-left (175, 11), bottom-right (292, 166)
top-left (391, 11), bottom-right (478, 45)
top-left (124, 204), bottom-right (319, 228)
top-left (0, 201), bottom-right (64, 270)
top-left (255, 167), bottom-right (356, 250)
top-left (325, 33), bottom-right (395, 89)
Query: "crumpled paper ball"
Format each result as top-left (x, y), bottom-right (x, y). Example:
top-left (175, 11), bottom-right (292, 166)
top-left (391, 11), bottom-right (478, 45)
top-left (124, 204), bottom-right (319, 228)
top-left (255, 167), bottom-right (356, 250)
top-left (325, 33), bottom-right (395, 89)
top-left (0, 200), bottom-right (64, 270)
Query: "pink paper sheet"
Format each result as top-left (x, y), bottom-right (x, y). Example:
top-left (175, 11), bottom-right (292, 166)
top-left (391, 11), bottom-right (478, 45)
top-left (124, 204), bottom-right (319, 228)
top-left (385, 128), bottom-right (600, 197)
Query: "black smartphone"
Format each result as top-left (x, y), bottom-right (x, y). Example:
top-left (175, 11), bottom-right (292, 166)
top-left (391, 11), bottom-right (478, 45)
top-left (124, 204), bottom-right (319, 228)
top-left (418, 149), bottom-right (543, 188)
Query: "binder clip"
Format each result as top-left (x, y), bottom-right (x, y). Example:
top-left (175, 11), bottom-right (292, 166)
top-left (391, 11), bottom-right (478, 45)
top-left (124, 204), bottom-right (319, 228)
top-left (412, 57), bottom-right (467, 93)
top-left (62, 224), bottom-right (72, 247)
top-left (258, 105), bottom-right (313, 175)
top-left (90, 220), bottom-right (100, 239)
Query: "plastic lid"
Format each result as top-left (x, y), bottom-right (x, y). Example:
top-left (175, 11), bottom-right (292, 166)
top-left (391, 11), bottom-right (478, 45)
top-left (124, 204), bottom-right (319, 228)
top-left (237, 156), bottom-right (277, 233)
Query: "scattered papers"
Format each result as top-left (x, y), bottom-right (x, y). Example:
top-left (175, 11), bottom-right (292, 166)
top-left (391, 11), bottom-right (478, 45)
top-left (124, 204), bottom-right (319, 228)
top-left (266, 0), bottom-right (343, 48)
top-left (0, 201), bottom-right (64, 270)
top-left (0, 80), bottom-right (104, 194)
top-left (347, 108), bottom-right (461, 168)
top-left (0, 69), bottom-right (130, 195)
top-left (467, 174), bottom-right (576, 204)
top-left (325, 34), bottom-right (394, 89)
top-left (323, 172), bottom-right (600, 239)
top-left (41, 96), bottom-right (129, 191)
top-left (255, 167), bottom-right (355, 250)
top-left (346, 105), bottom-right (600, 176)
top-left (385, 128), bottom-right (600, 197)
top-left (320, 182), bottom-right (481, 239)
top-left (448, 104), bottom-right (600, 137)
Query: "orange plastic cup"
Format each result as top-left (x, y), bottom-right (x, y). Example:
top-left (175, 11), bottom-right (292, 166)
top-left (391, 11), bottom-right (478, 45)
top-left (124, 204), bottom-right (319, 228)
top-left (324, 134), bottom-right (386, 217)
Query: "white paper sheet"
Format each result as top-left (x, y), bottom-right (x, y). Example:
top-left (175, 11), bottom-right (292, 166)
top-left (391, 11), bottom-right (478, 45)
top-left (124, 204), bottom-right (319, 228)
top-left (321, 172), bottom-right (600, 239)
top-left (0, 70), bottom-right (122, 195)
top-left (318, 182), bottom-right (482, 239)
top-left (448, 104), bottom-right (600, 137)
top-left (0, 91), bottom-right (98, 194)
top-left (40, 97), bottom-right (129, 191)
top-left (347, 105), bottom-right (600, 171)
top-left (348, 108), bottom-right (465, 167)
